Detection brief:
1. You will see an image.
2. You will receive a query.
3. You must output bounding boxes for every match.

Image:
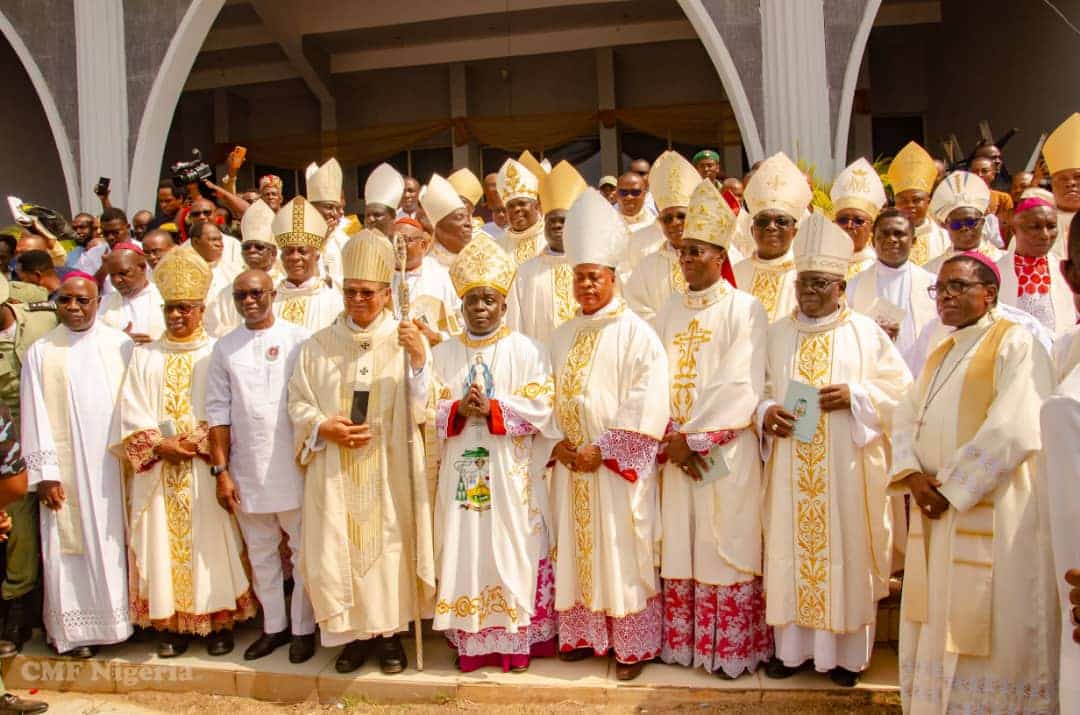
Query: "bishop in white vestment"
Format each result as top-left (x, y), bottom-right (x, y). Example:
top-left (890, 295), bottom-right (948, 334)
top-left (831, 158), bottom-right (886, 279)
top-left (391, 216), bottom-right (461, 344)
top-left (887, 142), bottom-right (950, 268)
top-left (98, 244), bottom-right (165, 342)
top-left (207, 199), bottom-right (282, 336)
top-left (495, 159), bottom-right (546, 267)
top-left (923, 171), bottom-right (1002, 274)
top-left (1043, 112), bottom-right (1080, 260)
top-left (271, 197), bottom-right (341, 332)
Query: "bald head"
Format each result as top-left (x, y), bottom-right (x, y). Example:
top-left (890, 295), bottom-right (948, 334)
top-left (56, 277), bottom-right (98, 332)
top-left (105, 247), bottom-right (149, 297)
top-left (15, 235), bottom-right (48, 256)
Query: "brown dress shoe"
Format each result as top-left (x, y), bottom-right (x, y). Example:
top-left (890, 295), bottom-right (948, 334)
top-left (0, 692), bottom-right (48, 714)
top-left (615, 660), bottom-right (645, 681)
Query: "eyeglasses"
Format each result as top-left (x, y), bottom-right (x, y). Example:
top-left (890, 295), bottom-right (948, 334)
top-left (344, 288), bottom-right (383, 301)
top-left (836, 215), bottom-right (868, 228)
top-left (232, 289), bottom-right (272, 302)
top-left (795, 276), bottom-right (841, 293)
top-left (753, 214), bottom-right (795, 230)
top-left (947, 217), bottom-right (982, 231)
top-left (56, 295), bottom-right (94, 306)
top-left (676, 244), bottom-right (716, 259)
top-left (659, 211), bottom-right (687, 225)
top-left (927, 280), bottom-right (987, 299)
top-left (617, 188), bottom-right (643, 197)
top-left (188, 209), bottom-right (213, 217)
top-left (164, 302), bottom-right (200, 315)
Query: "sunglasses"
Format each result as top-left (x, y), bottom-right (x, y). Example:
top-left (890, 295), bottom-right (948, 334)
top-left (660, 211), bottom-right (687, 225)
top-left (795, 276), bottom-right (841, 293)
top-left (56, 295), bottom-right (94, 306)
top-left (617, 188), bottom-right (643, 197)
top-left (753, 215), bottom-right (795, 230)
top-left (836, 215), bottom-right (868, 228)
top-left (232, 289), bottom-right (272, 302)
top-left (947, 217), bottom-right (982, 231)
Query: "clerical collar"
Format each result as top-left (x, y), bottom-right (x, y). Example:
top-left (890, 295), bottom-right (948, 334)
top-left (125, 282), bottom-right (154, 302)
top-left (161, 327), bottom-right (209, 351)
top-left (347, 310), bottom-right (387, 334)
top-left (284, 276), bottom-right (319, 290)
top-left (876, 260), bottom-right (909, 276)
top-left (504, 218), bottom-right (545, 240)
top-left (752, 250), bottom-right (795, 268)
top-left (543, 247), bottom-right (565, 257)
top-left (579, 296), bottom-right (625, 321)
top-left (62, 322), bottom-right (97, 340)
top-left (460, 324), bottom-right (510, 348)
top-left (683, 280), bottom-right (729, 309)
top-left (795, 306), bottom-right (850, 333)
top-left (622, 207), bottom-right (649, 226)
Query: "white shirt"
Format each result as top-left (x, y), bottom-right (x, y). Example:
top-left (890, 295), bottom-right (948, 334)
top-left (97, 281), bottom-right (164, 340)
top-left (205, 319), bottom-right (311, 513)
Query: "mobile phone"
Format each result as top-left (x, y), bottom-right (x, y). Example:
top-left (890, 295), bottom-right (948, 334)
top-left (95, 177), bottom-right (111, 195)
top-left (234, 146), bottom-right (247, 162)
top-left (350, 390), bottom-right (370, 425)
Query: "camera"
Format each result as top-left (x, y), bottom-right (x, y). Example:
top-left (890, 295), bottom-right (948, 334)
top-left (170, 149), bottom-right (212, 188)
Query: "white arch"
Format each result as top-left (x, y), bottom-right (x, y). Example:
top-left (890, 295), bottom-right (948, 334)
top-left (832, 0), bottom-right (881, 171)
top-left (676, 0), bottom-right (765, 163)
top-left (128, 0), bottom-right (225, 214)
top-left (0, 9), bottom-right (81, 216)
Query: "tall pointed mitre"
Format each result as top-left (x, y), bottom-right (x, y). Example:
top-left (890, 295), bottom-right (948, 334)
top-left (449, 233), bottom-right (516, 298)
top-left (538, 160), bottom-right (586, 214)
top-left (929, 170), bottom-right (991, 222)
top-left (307, 158), bottom-right (343, 204)
top-left (518, 150), bottom-right (548, 179)
top-left (744, 152), bottom-right (812, 219)
top-left (794, 211), bottom-right (853, 276)
top-left (448, 168), bottom-right (484, 206)
top-left (419, 174), bottom-right (465, 226)
top-left (497, 158), bottom-right (540, 204)
top-left (887, 141), bottom-right (937, 195)
top-left (683, 179), bottom-right (737, 249)
top-left (1044, 112), bottom-right (1080, 175)
top-left (304, 162), bottom-right (319, 181)
top-left (154, 245), bottom-right (213, 301)
top-left (365, 163), bottom-right (405, 210)
top-left (564, 188), bottom-right (628, 268)
top-left (831, 157), bottom-right (886, 219)
top-left (239, 198), bottom-right (276, 247)
top-left (342, 229), bottom-right (395, 283)
top-left (649, 150), bottom-right (700, 211)
top-left (272, 196), bottom-right (328, 251)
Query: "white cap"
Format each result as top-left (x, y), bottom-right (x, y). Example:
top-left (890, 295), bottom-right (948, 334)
top-left (794, 212), bottom-right (853, 276)
top-left (365, 163), bottom-right (405, 210)
top-left (564, 188), bottom-right (629, 268)
top-left (239, 198), bottom-right (276, 247)
top-left (307, 158), bottom-right (343, 204)
top-left (930, 171), bottom-right (991, 223)
top-left (419, 174), bottom-right (465, 226)
top-left (830, 158), bottom-right (886, 219)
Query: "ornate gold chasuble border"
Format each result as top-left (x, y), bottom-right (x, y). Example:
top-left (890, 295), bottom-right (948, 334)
top-left (552, 263), bottom-right (576, 327)
top-left (280, 297), bottom-right (307, 326)
top-left (163, 352), bottom-right (196, 613)
top-left (668, 255), bottom-right (688, 297)
top-left (750, 268), bottom-right (785, 320)
top-left (791, 331), bottom-right (833, 630)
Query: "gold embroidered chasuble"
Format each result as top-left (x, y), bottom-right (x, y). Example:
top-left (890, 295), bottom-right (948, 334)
top-left (273, 277), bottom-right (342, 333)
top-left (497, 218), bottom-right (547, 268)
top-left (505, 250), bottom-right (577, 346)
top-left (889, 312), bottom-right (1058, 714)
top-left (732, 250), bottom-right (797, 323)
top-left (623, 245), bottom-right (687, 324)
top-left (287, 312), bottom-right (435, 642)
top-left (909, 219), bottom-right (950, 267)
top-left (846, 247), bottom-right (876, 279)
top-left (119, 332), bottom-right (256, 634)
top-left (655, 282), bottom-right (768, 586)
top-left (548, 298), bottom-right (670, 616)
top-left (761, 309), bottom-right (910, 634)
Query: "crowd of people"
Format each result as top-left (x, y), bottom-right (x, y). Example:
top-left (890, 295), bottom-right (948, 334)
top-left (0, 112), bottom-right (1076, 715)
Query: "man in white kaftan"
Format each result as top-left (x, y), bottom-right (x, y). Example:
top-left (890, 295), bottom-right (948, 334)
top-left (97, 244), bottom-right (165, 342)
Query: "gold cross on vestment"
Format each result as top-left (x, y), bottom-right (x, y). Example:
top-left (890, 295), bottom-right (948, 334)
top-left (766, 174), bottom-right (786, 192)
top-left (672, 319), bottom-right (712, 380)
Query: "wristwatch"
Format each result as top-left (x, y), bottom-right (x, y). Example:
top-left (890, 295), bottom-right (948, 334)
top-left (210, 464), bottom-right (229, 476)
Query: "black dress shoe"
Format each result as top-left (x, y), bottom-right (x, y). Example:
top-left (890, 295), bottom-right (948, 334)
top-left (289, 633), bottom-right (316, 664)
top-left (206, 629), bottom-right (234, 656)
top-left (243, 629), bottom-right (290, 660)
top-left (0, 692), bottom-right (49, 714)
top-left (156, 633), bottom-right (189, 658)
top-left (375, 635), bottom-right (407, 674)
top-left (764, 657), bottom-right (812, 679)
top-left (335, 639), bottom-right (369, 673)
top-left (828, 666), bottom-right (860, 687)
top-left (558, 647), bottom-right (593, 662)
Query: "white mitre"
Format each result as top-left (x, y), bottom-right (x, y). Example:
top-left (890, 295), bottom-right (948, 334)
top-left (649, 150), bottom-right (701, 211)
top-left (239, 198), bottom-right (276, 247)
top-left (307, 158), bottom-right (343, 204)
top-left (794, 211), bottom-right (853, 276)
top-left (830, 157), bottom-right (886, 219)
top-left (419, 174), bottom-right (465, 225)
top-left (564, 188), bottom-right (629, 268)
top-left (744, 152), bottom-right (812, 219)
top-left (365, 163), bottom-right (405, 210)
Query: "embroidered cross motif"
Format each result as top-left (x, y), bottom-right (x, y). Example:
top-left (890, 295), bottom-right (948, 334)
top-left (358, 367), bottom-right (369, 376)
top-left (670, 318), bottom-right (712, 423)
top-left (766, 174), bottom-right (786, 192)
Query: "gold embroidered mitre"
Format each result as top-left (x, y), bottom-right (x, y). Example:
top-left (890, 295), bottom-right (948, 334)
top-left (538, 160), bottom-right (587, 214)
top-left (497, 159), bottom-right (540, 204)
top-left (887, 141), bottom-right (937, 196)
top-left (154, 246), bottom-right (213, 301)
top-left (744, 152), bottom-right (812, 219)
top-left (448, 168), bottom-right (484, 206)
top-left (794, 212), bottom-right (853, 277)
top-left (517, 150), bottom-right (549, 179)
top-left (272, 196), bottom-right (328, 251)
top-left (419, 173), bottom-right (465, 226)
top-left (649, 150), bottom-right (700, 211)
top-left (342, 229), bottom-right (395, 284)
top-left (365, 162), bottom-right (405, 210)
top-left (239, 198), bottom-right (276, 247)
top-left (930, 171), bottom-right (990, 222)
top-left (307, 158), bottom-right (343, 204)
top-left (831, 157), bottom-right (886, 219)
top-left (449, 233), bottom-right (515, 297)
top-left (683, 179), bottom-right (737, 249)
top-left (1044, 112), bottom-right (1080, 175)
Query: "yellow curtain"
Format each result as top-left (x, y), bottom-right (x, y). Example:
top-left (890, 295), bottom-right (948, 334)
top-left (613, 102), bottom-right (740, 147)
top-left (455, 112), bottom-right (598, 153)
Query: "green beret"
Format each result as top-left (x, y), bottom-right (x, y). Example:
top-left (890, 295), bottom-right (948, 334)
top-left (692, 150), bottom-right (720, 164)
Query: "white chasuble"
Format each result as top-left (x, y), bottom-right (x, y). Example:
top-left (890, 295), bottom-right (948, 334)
top-left (1053, 324), bottom-right (1080, 383)
top-left (732, 251), bottom-right (797, 323)
top-left (505, 251), bottom-right (577, 346)
top-left (287, 312), bottom-right (435, 644)
top-left (430, 328), bottom-right (559, 635)
top-left (890, 312), bottom-right (1057, 714)
top-left (624, 245), bottom-right (687, 325)
top-left (498, 219), bottom-right (546, 268)
top-left (761, 310), bottom-right (911, 637)
top-left (655, 282), bottom-right (767, 586)
top-left (393, 256), bottom-right (462, 340)
top-left (548, 298), bottom-right (670, 616)
top-left (273, 277), bottom-right (342, 333)
top-left (21, 323), bottom-right (133, 652)
top-left (619, 221), bottom-right (666, 283)
top-left (847, 261), bottom-right (937, 371)
top-left (119, 333), bottom-right (255, 633)
top-left (98, 282), bottom-right (166, 341)
top-left (909, 219), bottom-right (950, 267)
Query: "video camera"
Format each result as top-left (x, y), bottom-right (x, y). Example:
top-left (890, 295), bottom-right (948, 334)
top-left (170, 149), bottom-right (213, 189)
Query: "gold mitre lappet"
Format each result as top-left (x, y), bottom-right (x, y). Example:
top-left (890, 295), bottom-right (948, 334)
top-left (564, 188), bottom-right (628, 268)
top-left (744, 152), bottom-right (812, 219)
top-left (154, 245), bottom-right (213, 302)
top-left (683, 179), bottom-right (737, 249)
top-left (307, 158), bottom-right (343, 204)
top-left (517, 150), bottom-right (549, 179)
top-left (538, 160), bottom-right (586, 214)
top-left (930, 171), bottom-right (990, 222)
top-left (831, 158), bottom-right (886, 219)
top-left (365, 163), bottom-right (405, 210)
top-left (239, 198), bottom-right (276, 247)
top-left (420, 174), bottom-right (465, 226)
top-left (794, 212), bottom-right (853, 276)
top-left (887, 142), bottom-right (937, 195)
top-left (272, 196), bottom-right (328, 251)
top-left (497, 158), bottom-right (540, 204)
top-left (342, 229), bottom-right (395, 283)
top-left (649, 150), bottom-right (700, 211)
top-left (1044, 112), bottom-right (1080, 175)
top-left (448, 168), bottom-right (484, 206)
top-left (449, 233), bottom-right (516, 298)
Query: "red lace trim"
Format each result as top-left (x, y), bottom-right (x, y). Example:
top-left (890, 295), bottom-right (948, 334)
top-left (1014, 254), bottom-right (1051, 296)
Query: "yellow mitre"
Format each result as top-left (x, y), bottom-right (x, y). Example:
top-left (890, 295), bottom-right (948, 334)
top-left (649, 150), bottom-right (700, 211)
top-left (930, 171), bottom-right (991, 222)
top-left (887, 141), bottom-right (937, 195)
top-left (794, 212), bottom-right (853, 277)
top-left (830, 157), bottom-right (886, 219)
top-left (518, 150), bottom-right (549, 179)
top-left (448, 168), bottom-right (484, 206)
top-left (307, 158), bottom-right (343, 204)
top-left (239, 198), bottom-right (275, 247)
top-left (153, 246), bottom-right (213, 302)
top-left (497, 158), bottom-right (540, 204)
top-left (272, 196), bottom-right (328, 251)
top-left (538, 160), bottom-right (586, 214)
top-left (449, 233), bottom-right (516, 298)
top-left (1044, 112), bottom-right (1080, 175)
top-left (683, 179), bottom-right (737, 249)
top-left (342, 229), bottom-right (395, 284)
top-left (744, 152), bottom-right (812, 219)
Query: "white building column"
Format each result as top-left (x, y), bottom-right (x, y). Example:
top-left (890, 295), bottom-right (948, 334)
top-left (595, 47), bottom-right (619, 178)
top-left (74, 0), bottom-right (129, 212)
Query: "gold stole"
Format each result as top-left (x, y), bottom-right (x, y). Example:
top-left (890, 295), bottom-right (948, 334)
top-left (162, 350), bottom-right (196, 611)
top-left (667, 251), bottom-right (688, 296)
top-left (749, 258), bottom-right (794, 321)
top-left (903, 318), bottom-right (1014, 657)
top-left (505, 219), bottom-right (546, 267)
top-left (281, 298), bottom-right (307, 326)
top-left (910, 222), bottom-right (934, 266)
top-left (552, 262), bottom-right (576, 328)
